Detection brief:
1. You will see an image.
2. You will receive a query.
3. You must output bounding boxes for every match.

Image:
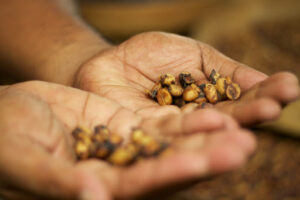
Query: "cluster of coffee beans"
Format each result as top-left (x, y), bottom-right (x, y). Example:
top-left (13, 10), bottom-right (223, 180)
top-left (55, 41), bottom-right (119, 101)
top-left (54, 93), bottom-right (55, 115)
top-left (72, 125), bottom-right (170, 166)
top-left (147, 70), bottom-right (241, 108)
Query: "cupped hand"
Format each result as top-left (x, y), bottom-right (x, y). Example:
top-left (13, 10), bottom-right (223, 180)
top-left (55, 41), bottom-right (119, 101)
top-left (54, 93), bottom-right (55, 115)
top-left (0, 81), bottom-right (255, 200)
top-left (75, 32), bottom-right (300, 125)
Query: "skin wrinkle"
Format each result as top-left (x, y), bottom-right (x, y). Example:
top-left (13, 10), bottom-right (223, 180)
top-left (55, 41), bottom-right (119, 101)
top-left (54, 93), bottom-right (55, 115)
top-left (115, 43), bottom-right (157, 90)
top-left (198, 43), bottom-right (212, 78)
top-left (240, 82), bottom-right (262, 101)
top-left (73, 45), bottom-right (113, 87)
top-left (11, 91), bottom-right (66, 154)
top-left (61, 126), bottom-right (75, 161)
top-left (205, 46), bottom-right (222, 78)
top-left (49, 103), bottom-right (79, 127)
top-left (46, 107), bottom-right (55, 138)
top-left (179, 114), bottom-right (185, 136)
top-left (124, 59), bottom-right (154, 85)
top-left (48, 131), bottom-right (65, 155)
top-left (0, 85), bottom-right (14, 98)
top-left (106, 106), bottom-right (124, 131)
top-left (81, 56), bottom-right (135, 92)
top-left (77, 60), bottom-right (118, 92)
top-left (88, 112), bottom-right (115, 129)
top-left (13, 82), bottom-right (57, 106)
top-left (43, 109), bottom-right (68, 155)
top-left (80, 92), bottom-right (91, 121)
top-left (196, 43), bottom-right (206, 77)
top-left (76, 63), bottom-right (98, 90)
top-left (119, 58), bottom-right (153, 92)
top-left (122, 42), bottom-right (155, 84)
top-left (134, 105), bottom-right (159, 115)
top-left (97, 85), bottom-right (147, 104)
top-left (84, 78), bottom-right (104, 93)
top-left (153, 57), bottom-right (194, 72)
top-left (215, 60), bottom-right (228, 77)
top-left (13, 133), bottom-right (48, 158)
top-left (150, 56), bottom-right (185, 70)
top-left (230, 64), bottom-right (242, 84)
top-left (82, 78), bottom-right (125, 108)
top-left (125, 72), bottom-right (153, 92)
top-left (252, 80), bottom-right (274, 100)
top-left (0, 89), bottom-right (59, 147)
top-left (8, 95), bottom-right (62, 153)
top-left (219, 101), bottom-right (236, 116)
top-left (118, 41), bottom-right (198, 92)
top-left (159, 114), bottom-right (183, 136)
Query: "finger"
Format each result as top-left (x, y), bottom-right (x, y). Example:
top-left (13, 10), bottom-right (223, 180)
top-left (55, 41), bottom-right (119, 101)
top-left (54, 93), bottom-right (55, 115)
top-left (180, 103), bottom-right (238, 130)
top-left (242, 72), bottom-right (300, 103)
top-left (182, 109), bottom-right (238, 133)
top-left (180, 103), bottom-right (199, 115)
top-left (217, 98), bottom-right (281, 125)
top-left (202, 129), bottom-right (256, 157)
top-left (216, 72), bottom-right (299, 125)
top-left (140, 109), bottom-right (238, 137)
top-left (107, 108), bottom-right (142, 141)
top-left (135, 105), bottom-right (181, 119)
top-left (174, 128), bottom-right (256, 158)
top-left (0, 134), bottom-right (111, 200)
top-left (82, 129), bottom-right (254, 199)
top-left (78, 152), bottom-right (208, 199)
top-left (198, 42), bottom-right (268, 91)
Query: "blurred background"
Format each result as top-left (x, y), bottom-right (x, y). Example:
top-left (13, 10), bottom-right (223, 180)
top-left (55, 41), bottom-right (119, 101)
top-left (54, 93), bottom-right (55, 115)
top-left (78, 0), bottom-right (300, 136)
top-left (79, 0), bottom-right (300, 77)
top-left (78, 0), bottom-right (300, 200)
top-left (0, 0), bottom-right (299, 199)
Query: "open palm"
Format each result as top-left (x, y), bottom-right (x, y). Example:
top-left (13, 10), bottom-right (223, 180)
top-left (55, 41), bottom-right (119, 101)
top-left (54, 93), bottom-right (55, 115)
top-left (75, 32), bottom-right (299, 125)
top-left (0, 81), bottom-right (255, 200)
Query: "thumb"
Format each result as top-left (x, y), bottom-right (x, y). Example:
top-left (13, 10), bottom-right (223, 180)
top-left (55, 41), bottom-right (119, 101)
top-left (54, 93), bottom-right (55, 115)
top-left (0, 134), bottom-right (111, 200)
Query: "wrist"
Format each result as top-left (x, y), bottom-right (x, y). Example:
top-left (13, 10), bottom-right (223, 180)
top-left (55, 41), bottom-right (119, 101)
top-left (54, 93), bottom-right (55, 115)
top-left (38, 31), bottom-right (112, 86)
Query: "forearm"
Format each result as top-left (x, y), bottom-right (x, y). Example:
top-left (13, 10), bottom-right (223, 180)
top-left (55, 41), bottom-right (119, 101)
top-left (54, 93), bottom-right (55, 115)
top-left (0, 0), bottom-right (111, 85)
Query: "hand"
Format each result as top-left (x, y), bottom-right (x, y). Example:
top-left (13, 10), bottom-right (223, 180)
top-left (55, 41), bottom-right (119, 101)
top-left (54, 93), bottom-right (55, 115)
top-left (0, 81), bottom-right (255, 200)
top-left (75, 32), bottom-right (300, 125)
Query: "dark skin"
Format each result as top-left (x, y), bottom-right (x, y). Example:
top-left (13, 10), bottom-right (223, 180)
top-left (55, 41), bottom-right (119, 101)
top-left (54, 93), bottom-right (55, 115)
top-left (0, 0), bottom-right (299, 199)
top-left (74, 32), bottom-right (300, 126)
top-left (0, 81), bottom-right (255, 200)
top-left (0, 2), bottom-right (298, 122)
